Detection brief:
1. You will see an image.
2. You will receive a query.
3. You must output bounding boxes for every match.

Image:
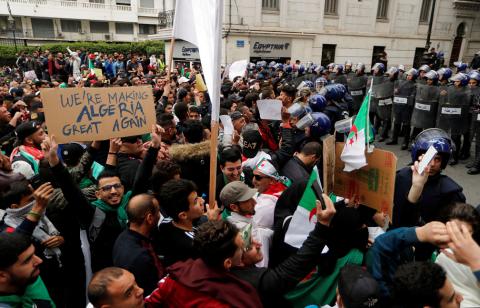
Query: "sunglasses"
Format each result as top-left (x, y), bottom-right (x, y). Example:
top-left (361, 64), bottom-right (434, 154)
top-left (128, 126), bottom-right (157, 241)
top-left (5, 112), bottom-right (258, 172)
top-left (100, 183), bottom-right (122, 192)
top-left (253, 174), bottom-right (268, 181)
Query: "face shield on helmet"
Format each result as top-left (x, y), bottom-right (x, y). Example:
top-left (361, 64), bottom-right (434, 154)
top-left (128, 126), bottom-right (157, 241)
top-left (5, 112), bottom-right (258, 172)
top-left (406, 68), bottom-right (418, 80)
top-left (355, 63), bottom-right (365, 74)
top-left (334, 64), bottom-right (344, 74)
top-left (450, 73), bottom-right (469, 87)
top-left (437, 68), bottom-right (452, 81)
top-left (398, 64), bottom-right (405, 72)
top-left (468, 71), bottom-right (480, 87)
top-left (297, 80), bottom-right (315, 91)
top-left (372, 63), bottom-right (385, 75)
top-left (315, 77), bottom-right (328, 92)
top-left (327, 63), bottom-right (335, 72)
top-left (418, 64), bottom-right (431, 73)
top-left (387, 66), bottom-right (399, 78)
top-left (424, 70), bottom-right (438, 81)
top-left (411, 128), bottom-right (454, 169)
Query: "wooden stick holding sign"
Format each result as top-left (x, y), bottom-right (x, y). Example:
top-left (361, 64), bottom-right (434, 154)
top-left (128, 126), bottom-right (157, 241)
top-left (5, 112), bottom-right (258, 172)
top-left (208, 121), bottom-right (219, 210)
top-left (166, 37), bottom-right (175, 80)
top-left (41, 86), bottom-right (156, 143)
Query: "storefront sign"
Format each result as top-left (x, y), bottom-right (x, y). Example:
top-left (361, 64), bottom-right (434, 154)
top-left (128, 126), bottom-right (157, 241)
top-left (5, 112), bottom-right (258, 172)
top-left (250, 37), bottom-right (292, 58)
top-left (173, 40), bottom-right (200, 60)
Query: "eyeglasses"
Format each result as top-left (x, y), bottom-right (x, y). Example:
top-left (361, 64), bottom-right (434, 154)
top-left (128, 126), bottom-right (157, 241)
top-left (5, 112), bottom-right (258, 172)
top-left (253, 174), bottom-right (267, 181)
top-left (100, 183), bottom-right (122, 192)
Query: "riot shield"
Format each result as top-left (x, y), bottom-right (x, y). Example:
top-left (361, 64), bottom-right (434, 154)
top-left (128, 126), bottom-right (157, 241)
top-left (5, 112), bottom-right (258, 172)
top-left (411, 84), bottom-right (439, 128)
top-left (393, 79), bottom-right (416, 123)
top-left (436, 86), bottom-right (471, 134)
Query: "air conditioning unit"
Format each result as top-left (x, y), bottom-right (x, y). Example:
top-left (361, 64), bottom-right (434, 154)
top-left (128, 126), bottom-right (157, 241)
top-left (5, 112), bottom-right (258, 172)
top-left (104, 34), bottom-right (111, 40)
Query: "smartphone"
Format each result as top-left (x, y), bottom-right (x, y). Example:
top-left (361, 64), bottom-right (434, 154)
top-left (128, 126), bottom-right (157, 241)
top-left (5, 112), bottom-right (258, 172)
top-left (29, 174), bottom-right (44, 190)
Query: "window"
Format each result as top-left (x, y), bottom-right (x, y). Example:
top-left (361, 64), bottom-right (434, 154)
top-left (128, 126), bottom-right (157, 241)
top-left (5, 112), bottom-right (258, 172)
top-left (262, 0), bottom-right (279, 11)
top-left (61, 20), bottom-right (81, 33)
top-left (31, 18), bottom-right (55, 38)
top-left (0, 16), bottom-right (23, 34)
top-left (321, 44), bottom-right (336, 67)
top-left (376, 0), bottom-right (389, 20)
top-left (89, 0), bottom-right (105, 3)
top-left (419, 0), bottom-right (432, 23)
top-left (324, 0), bottom-right (338, 16)
top-left (90, 21), bottom-right (109, 33)
top-left (115, 23), bottom-right (133, 34)
top-left (139, 0), bottom-right (154, 8)
top-left (139, 24), bottom-right (156, 35)
top-left (116, 0), bottom-right (130, 5)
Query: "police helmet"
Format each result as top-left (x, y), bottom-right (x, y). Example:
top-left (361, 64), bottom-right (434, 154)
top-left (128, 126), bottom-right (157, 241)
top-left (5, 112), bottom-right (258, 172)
top-left (372, 63), bottom-right (385, 74)
top-left (308, 94), bottom-right (327, 112)
top-left (411, 128), bottom-right (454, 169)
top-left (310, 112), bottom-right (332, 139)
top-left (450, 73), bottom-right (469, 87)
top-left (418, 64), bottom-right (431, 73)
top-left (437, 68), bottom-right (452, 81)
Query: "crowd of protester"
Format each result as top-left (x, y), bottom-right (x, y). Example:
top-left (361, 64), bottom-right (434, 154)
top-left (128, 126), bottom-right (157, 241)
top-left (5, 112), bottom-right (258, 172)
top-left (0, 48), bottom-right (479, 308)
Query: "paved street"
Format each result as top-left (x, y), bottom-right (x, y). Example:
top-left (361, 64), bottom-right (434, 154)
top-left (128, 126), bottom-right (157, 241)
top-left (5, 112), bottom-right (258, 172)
top-left (375, 142), bottom-right (480, 206)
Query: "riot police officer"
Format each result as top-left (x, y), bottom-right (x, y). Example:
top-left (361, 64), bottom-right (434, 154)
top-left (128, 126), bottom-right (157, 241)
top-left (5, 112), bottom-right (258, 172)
top-left (333, 64), bottom-right (348, 86)
top-left (437, 73), bottom-right (471, 165)
top-left (347, 63), bottom-right (368, 115)
top-left (410, 70), bottom-right (440, 141)
top-left (467, 71), bottom-right (480, 174)
top-left (388, 68), bottom-right (417, 149)
top-left (417, 64), bottom-right (431, 85)
top-left (368, 63), bottom-right (387, 137)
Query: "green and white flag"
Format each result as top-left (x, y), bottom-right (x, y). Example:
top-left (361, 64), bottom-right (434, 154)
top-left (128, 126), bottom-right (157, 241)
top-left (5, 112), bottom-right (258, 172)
top-left (284, 166), bottom-right (322, 248)
top-left (340, 83), bottom-right (374, 172)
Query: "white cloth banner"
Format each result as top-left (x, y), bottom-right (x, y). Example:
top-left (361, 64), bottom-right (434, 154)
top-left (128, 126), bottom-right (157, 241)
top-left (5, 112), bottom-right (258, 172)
top-left (228, 59), bottom-right (248, 81)
top-left (173, 0), bottom-right (223, 121)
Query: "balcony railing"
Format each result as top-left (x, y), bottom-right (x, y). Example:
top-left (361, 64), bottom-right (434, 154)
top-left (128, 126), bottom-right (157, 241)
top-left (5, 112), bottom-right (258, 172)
top-left (158, 9), bottom-right (174, 29)
top-left (138, 7), bottom-right (158, 15)
top-left (453, 0), bottom-right (480, 9)
top-left (0, 0), bottom-right (135, 12)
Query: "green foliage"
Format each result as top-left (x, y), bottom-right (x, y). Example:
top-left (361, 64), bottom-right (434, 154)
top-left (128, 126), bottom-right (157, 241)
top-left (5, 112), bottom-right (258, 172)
top-left (0, 41), bottom-right (165, 66)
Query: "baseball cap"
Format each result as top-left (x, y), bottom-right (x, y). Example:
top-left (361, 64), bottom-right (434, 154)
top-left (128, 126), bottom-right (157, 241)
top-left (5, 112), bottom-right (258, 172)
top-left (178, 76), bottom-right (190, 84)
top-left (15, 121), bottom-right (41, 142)
top-left (121, 135), bottom-right (142, 143)
top-left (220, 181), bottom-right (257, 208)
top-left (338, 265), bottom-right (380, 308)
top-left (242, 130), bottom-right (263, 158)
top-left (61, 143), bottom-right (86, 166)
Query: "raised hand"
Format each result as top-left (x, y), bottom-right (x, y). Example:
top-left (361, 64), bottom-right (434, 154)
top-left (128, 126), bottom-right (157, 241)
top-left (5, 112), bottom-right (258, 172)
top-left (109, 138), bottom-right (122, 153)
top-left (41, 135), bottom-right (59, 166)
top-left (31, 182), bottom-right (54, 215)
top-left (415, 221), bottom-right (450, 248)
top-left (316, 193), bottom-right (336, 226)
top-left (443, 221), bottom-right (480, 271)
top-left (151, 124), bottom-right (164, 149)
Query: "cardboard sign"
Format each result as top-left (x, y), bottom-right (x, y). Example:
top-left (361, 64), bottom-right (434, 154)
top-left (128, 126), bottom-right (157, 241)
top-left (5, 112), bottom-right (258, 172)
top-left (41, 86), bottom-right (155, 143)
top-left (93, 68), bottom-right (103, 77)
top-left (195, 73), bottom-right (208, 92)
top-left (322, 135), bottom-right (335, 194)
top-left (333, 142), bottom-right (397, 220)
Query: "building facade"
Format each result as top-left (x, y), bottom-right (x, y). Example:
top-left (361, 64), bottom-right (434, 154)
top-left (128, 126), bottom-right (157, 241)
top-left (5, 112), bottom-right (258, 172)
top-left (154, 0), bottom-right (480, 69)
top-left (0, 0), bottom-right (169, 44)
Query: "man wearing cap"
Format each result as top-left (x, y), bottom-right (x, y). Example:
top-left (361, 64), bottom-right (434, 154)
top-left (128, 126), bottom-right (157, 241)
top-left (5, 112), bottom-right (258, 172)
top-left (252, 159), bottom-right (288, 233)
top-left (220, 181), bottom-right (273, 267)
top-left (321, 264), bottom-right (380, 308)
top-left (10, 121), bottom-right (46, 179)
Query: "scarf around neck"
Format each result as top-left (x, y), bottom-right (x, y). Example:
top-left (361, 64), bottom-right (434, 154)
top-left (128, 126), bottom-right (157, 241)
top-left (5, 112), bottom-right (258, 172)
top-left (10, 146), bottom-right (44, 174)
top-left (91, 191), bottom-right (132, 228)
top-left (4, 201), bottom-right (62, 266)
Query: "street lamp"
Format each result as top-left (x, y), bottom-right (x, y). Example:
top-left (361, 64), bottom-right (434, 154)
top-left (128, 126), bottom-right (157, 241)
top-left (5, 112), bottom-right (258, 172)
top-left (6, 3), bottom-right (17, 53)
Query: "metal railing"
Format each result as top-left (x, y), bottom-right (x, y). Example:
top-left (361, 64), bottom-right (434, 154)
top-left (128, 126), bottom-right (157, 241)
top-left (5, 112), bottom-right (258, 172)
top-left (158, 9), bottom-right (174, 28)
top-left (0, 0), bottom-right (137, 12)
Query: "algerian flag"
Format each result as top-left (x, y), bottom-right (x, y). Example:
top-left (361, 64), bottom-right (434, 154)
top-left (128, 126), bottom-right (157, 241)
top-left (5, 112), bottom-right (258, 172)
top-left (340, 83), bottom-right (374, 172)
top-left (284, 166), bottom-right (322, 248)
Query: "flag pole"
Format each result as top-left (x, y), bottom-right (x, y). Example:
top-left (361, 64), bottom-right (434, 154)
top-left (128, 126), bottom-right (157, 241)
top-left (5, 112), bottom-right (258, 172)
top-left (208, 120), bottom-right (219, 209)
top-left (366, 82), bottom-right (374, 153)
top-left (166, 36), bottom-right (175, 80)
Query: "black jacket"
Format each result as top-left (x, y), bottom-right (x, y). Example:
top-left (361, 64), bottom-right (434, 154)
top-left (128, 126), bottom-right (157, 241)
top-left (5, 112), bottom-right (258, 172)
top-left (116, 153), bottom-right (142, 191)
top-left (113, 229), bottom-right (165, 295)
top-left (392, 167), bottom-right (465, 228)
top-left (51, 147), bottom-right (158, 271)
top-left (231, 223), bottom-right (330, 308)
